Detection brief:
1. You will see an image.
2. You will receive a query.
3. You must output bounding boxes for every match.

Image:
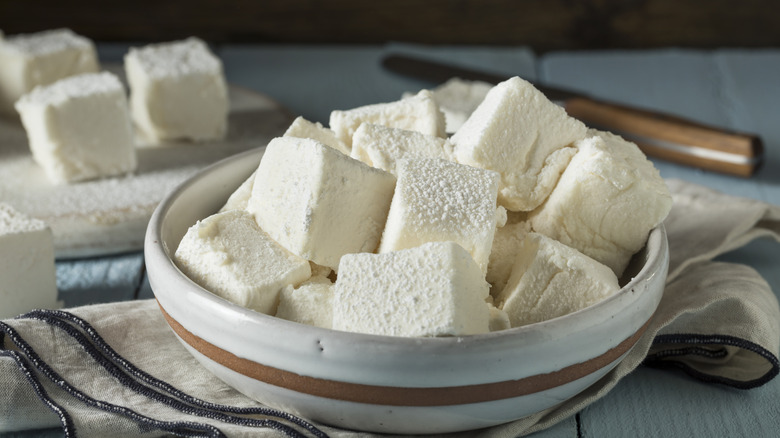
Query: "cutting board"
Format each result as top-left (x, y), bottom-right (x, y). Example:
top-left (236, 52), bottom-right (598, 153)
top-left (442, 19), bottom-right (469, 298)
top-left (0, 86), bottom-right (292, 259)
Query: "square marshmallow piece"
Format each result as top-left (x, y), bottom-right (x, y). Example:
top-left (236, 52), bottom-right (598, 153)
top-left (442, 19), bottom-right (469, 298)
top-left (284, 116), bottom-right (350, 155)
top-left (496, 232), bottom-right (620, 327)
top-left (404, 78), bottom-right (493, 134)
top-left (486, 221), bottom-right (531, 296)
top-left (0, 29), bottom-right (99, 115)
top-left (451, 76), bottom-right (587, 212)
top-left (174, 209), bottom-right (311, 314)
top-left (529, 130), bottom-right (672, 276)
top-left (334, 241), bottom-right (490, 337)
top-left (125, 37), bottom-right (228, 142)
top-left (350, 123), bottom-right (454, 175)
top-left (378, 158), bottom-right (500, 274)
top-left (15, 72), bottom-right (137, 184)
top-left (329, 89), bottom-right (446, 149)
top-left (219, 171), bottom-right (256, 212)
top-left (247, 137), bottom-right (396, 271)
top-left (276, 277), bottom-right (334, 329)
top-left (0, 203), bottom-right (60, 319)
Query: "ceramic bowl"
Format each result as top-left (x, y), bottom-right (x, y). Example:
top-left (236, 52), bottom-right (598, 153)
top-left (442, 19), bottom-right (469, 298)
top-left (145, 146), bottom-right (669, 434)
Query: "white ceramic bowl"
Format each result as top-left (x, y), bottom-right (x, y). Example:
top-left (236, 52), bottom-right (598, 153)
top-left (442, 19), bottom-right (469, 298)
top-left (145, 146), bottom-right (669, 434)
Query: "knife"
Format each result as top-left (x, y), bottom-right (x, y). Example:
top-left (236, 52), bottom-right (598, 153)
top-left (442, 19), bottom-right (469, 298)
top-left (382, 54), bottom-right (764, 177)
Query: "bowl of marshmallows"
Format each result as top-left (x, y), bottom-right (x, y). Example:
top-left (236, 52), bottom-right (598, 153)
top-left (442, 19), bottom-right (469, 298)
top-left (146, 74), bottom-right (671, 434)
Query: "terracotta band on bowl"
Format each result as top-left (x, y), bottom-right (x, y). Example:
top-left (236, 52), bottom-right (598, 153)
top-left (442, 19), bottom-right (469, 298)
top-left (159, 303), bottom-right (650, 407)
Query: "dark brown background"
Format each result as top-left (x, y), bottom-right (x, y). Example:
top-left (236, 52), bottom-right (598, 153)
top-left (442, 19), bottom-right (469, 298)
top-left (2, 0), bottom-right (779, 52)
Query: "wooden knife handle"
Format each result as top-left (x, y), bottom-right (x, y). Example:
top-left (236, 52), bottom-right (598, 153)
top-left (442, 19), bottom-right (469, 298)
top-left (564, 97), bottom-right (764, 177)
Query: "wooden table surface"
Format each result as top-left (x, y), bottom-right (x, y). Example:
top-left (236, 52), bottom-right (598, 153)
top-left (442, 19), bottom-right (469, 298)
top-left (9, 42), bottom-right (780, 437)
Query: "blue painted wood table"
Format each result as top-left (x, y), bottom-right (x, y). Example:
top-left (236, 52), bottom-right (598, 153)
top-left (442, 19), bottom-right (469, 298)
top-left (10, 42), bottom-right (780, 437)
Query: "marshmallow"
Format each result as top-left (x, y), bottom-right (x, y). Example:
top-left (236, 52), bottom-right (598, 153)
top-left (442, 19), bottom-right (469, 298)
top-left (284, 116), bottom-right (350, 155)
top-left (219, 171), bottom-right (256, 212)
top-left (496, 232), bottom-right (620, 327)
top-left (0, 203), bottom-right (60, 319)
top-left (405, 78), bottom-right (493, 134)
top-left (488, 303), bottom-right (511, 332)
top-left (15, 72), bottom-right (137, 184)
top-left (247, 137), bottom-right (396, 270)
top-left (334, 241), bottom-right (490, 337)
top-left (451, 76), bottom-right (586, 211)
top-left (329, 90), bottom-right (446, 148)
top-left (378, 158), bottom-right (500, 274)
top-left (174, 209), bottom-right (311, 314)
top-left (276, 276), bottom-right (334, 329)
top-left (0, 29), bottom-right (99, 115)
top-left (529, 130), bottom-right (672, 276)
top-left (486, 221), bottom-right (531, 296)
top-left (350, 123), bottom-right (454, 174)
top-left (124, 37), bottom-right (228, 142)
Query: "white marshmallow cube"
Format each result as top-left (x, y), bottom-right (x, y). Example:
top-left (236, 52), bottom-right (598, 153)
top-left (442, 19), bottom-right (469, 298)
top-left (488, 303), bottom-right (511, 332)
top-left (378, 158), bottom-right (500, 274)
top-left (276, 277), bottom-right (334, 329)
top-left (405, 78), bottom-right (493, 134)
top-left (124, 37), bottom-right (228, 142)
top-left (329, 90), bottom-right (446, 148)
top-left (486, 221), bottom-right (531, 296)
top-left (247, 137), bottom-right (396, 270)
top-left (0, 203), bottom-right (60, 319)
top-left (15, 72), bottom-right (137, 184)
top-left (350, 123), bottom-right (454, 174)
top-left (219, 170), bottom-right (256, 213)
top-left (334, 241), bottom-right (490, 337)
top-left (284, 116), bottom-right (350, 155)
top-left (174, 209), bottom-right (311, 314)
top-left (0, 29), bottom-right (99, 115)
top-left (451, 76), bottom-right (587, 212)
top-left (529, 130), bottom-right (673, 276)
top-left (496, 232), bottom-right (620, 327)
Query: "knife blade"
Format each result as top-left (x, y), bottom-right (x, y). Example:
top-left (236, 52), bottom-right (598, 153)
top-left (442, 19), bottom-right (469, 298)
top-left (382, 54), bottom-right (764, 177)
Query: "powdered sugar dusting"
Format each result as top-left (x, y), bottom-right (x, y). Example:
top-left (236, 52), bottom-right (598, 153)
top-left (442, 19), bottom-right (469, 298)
top-left (379, 157), bottom-right (500, 273)
top-left (126, 37), bottom-right (222, 78)
top-left (1, 29), bottom-right (93, 56)
top-left (0, 202), bottom-right (47, 234)
top-left (16, 72), bottom-right (123, 107)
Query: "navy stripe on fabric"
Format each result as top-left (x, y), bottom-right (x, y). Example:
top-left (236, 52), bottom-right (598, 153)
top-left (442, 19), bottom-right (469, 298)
top-left (2, 319), bottom-right (232, 437)
top-left (647, 345), bottom-right (729, 360)
top-left (29, 311), bottom-right (318, 436)
top-left (0, 339), bottom-right (75, 437)
top-left (1, 309), bottom-right (330, 437)
top-left (646, 333), bottom-right (780, 389)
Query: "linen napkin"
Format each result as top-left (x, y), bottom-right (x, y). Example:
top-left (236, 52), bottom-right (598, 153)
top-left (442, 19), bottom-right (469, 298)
top-left (1, 178), bottom-right (779, 438)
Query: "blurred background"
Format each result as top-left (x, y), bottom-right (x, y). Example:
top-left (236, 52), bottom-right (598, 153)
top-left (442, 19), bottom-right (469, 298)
top-left (2, 0), bottom-right (780, 51)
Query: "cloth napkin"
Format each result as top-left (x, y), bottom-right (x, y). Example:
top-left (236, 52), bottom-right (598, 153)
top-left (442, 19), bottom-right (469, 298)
top-left (2, 178), bottom-right (779, 438)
